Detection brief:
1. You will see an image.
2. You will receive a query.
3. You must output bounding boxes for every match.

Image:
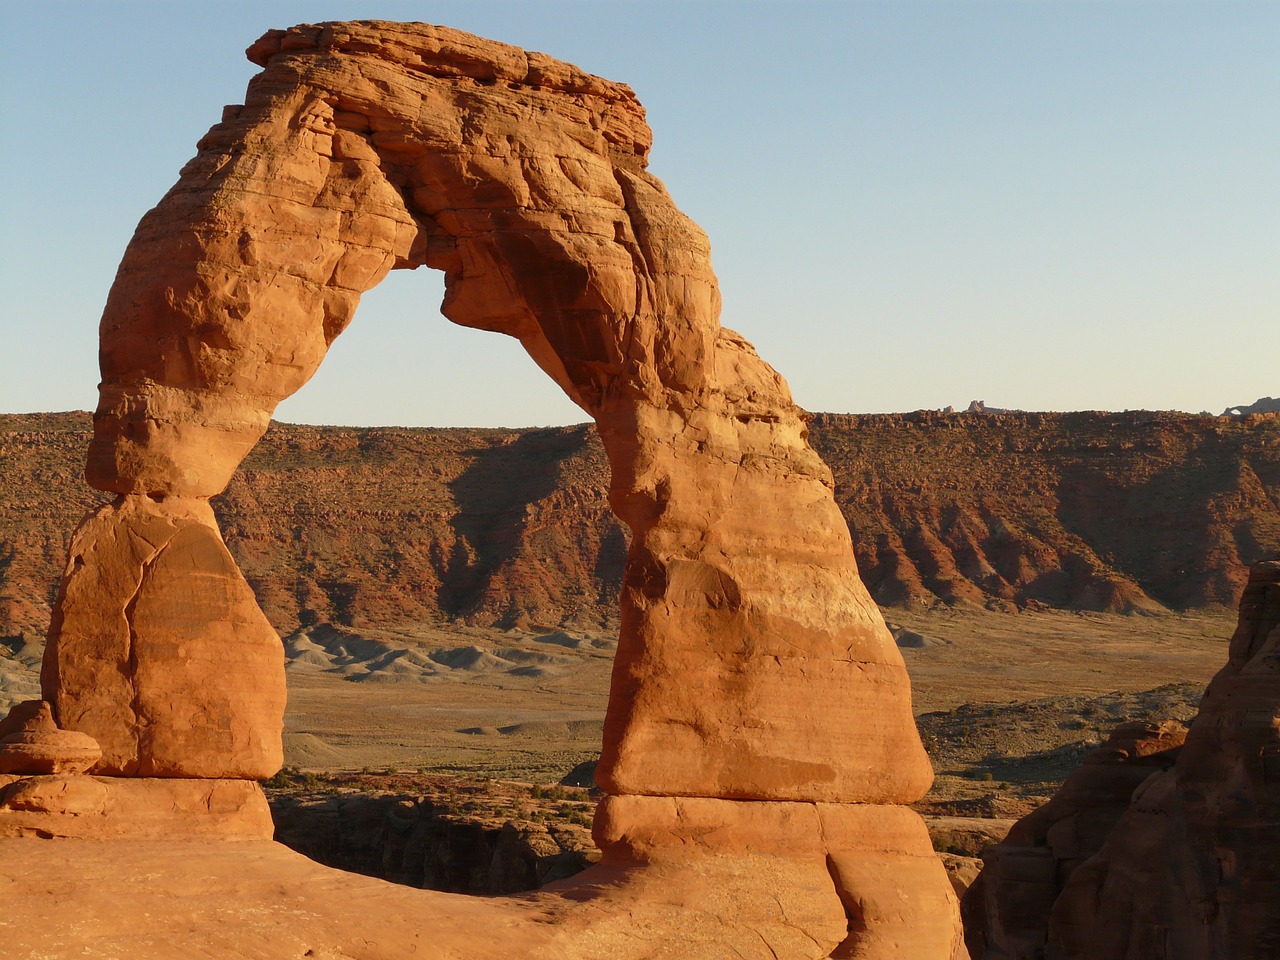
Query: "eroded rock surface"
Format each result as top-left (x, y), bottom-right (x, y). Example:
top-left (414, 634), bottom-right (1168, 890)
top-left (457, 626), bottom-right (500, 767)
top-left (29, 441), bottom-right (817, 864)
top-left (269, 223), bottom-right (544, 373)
top-left (21, 19), bottom-right (959, 960)
top-left (43, 496), bottom-right (285, 777)
top-left (0, 700), bottom-right (101, 775)
top-left (0, 775), bottom-right (272, 840)
top-left (46, 18), bottom-right (931, 804)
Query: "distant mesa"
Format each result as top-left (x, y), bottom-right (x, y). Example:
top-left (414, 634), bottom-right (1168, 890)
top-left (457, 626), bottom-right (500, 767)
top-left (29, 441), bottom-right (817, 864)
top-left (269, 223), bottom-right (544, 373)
top-left (2, 409), bottom-right (1278, 670)
top-left (1222, 396), bottom-right (1280, 416)
top-left (965, 400), bottom-right (1020, 415)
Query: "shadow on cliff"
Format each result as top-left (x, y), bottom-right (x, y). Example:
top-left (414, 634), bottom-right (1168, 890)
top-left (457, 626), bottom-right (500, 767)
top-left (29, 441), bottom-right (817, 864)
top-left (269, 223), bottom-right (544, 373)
top-left (1055, 428), bottom-right (1280, 608)
top-left (440, 424), bottom-right (625, 626)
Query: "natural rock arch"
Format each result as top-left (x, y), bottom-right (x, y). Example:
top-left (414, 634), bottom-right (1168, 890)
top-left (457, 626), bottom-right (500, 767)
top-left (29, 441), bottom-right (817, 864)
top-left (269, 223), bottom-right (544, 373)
top-left (31, 22), bottom-right (961, 958)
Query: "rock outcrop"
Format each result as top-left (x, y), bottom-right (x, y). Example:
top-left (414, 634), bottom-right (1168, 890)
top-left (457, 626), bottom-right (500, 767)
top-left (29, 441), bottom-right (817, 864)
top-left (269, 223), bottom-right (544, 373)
top-left (960, 720), bottom-right (1187, 957)
top-left (42, 496), bottom-right (286, 777)
top-left (1223, 396), bottom-right (1280, 416)
top-left (0, 774), bottom-right (273, 840)
top-left (810, 410), bottom-right (1280, 612)
top-left (13, 20), bottom-right (961, 959)
top-left (964, 559), bottom-right (1280, 958)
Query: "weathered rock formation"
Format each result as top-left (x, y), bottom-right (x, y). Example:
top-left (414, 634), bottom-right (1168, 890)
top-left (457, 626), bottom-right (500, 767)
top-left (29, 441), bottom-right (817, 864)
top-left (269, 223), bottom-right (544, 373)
top-left (43, 496), bottom-right (286, 777)
top-left (1224, 396), bottom-right (1280, 416)
top-left (960, 719), bottom-right (1187, 957)
top-left (0, 773), bottom-right (273, 840)
top-left (9, 20), bottom-right (961, 959)
top-left (964, 559), bottom-right (1280, 958)
top-left (0, 699), bottom-right (101, 775)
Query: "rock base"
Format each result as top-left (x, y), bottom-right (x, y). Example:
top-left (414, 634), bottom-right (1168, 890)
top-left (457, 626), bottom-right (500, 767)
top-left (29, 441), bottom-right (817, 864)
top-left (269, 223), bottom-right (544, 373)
top-left (0, 775), bottom-right (272, 840)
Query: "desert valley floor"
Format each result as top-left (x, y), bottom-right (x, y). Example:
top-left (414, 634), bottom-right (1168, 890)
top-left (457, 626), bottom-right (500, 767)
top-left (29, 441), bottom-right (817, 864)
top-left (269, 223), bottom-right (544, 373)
top-left (21, 606), bottom-right (1219, 794)
top-left (0, 605), bottom-right (1229, 797)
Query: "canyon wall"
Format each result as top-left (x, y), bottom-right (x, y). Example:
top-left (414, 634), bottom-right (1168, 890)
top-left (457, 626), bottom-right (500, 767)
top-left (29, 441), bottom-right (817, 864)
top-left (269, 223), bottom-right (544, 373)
top-left (3, 410), bottom-right (1276, 644)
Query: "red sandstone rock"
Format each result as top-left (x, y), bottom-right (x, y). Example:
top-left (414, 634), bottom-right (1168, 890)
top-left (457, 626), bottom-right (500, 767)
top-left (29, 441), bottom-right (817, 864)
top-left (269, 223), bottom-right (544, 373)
top-left (0, 775), bottom-right (272, 839)
top-left (0, 699), bottom-right (50, 740)
top-left (52, 19), bottom-right (930, 802)
top-left (43, 496), bottom-right (284, 777)
top-left (0, 700), bottom-right (101, 775)
top-left (563, 795), bottom-right (966, 959)
top-left (30, 20), bottom-right (957, 956)
top-left (961, 719), bottom-right (1187, 958)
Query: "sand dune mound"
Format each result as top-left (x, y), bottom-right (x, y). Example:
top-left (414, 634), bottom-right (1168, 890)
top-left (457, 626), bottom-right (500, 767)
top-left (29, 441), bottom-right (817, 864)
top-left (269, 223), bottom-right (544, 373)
top-left (285, 627), bottom-right (443, 682)
top-left (455, 719), bottom-right (604, 739)
top-left (282, 732), bottom-right (347, 767)
top-left (496, 719), bottom-right (604, 738)
top-left (283, 624), bottom-right (589, 685)
top-left (532, 631), bottom-right (618, 651)
top-left (887, 623), bottom-right (949, 648)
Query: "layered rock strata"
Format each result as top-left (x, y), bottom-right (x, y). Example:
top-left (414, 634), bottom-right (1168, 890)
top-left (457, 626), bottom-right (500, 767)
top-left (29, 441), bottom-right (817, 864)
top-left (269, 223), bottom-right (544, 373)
top-left (964, 559), bottom-right (1280, 959)
top-left (4, 410), bottom-right (1277, 647)
top-left (21, 20), bottom-right (960, 959)
top-left (0, 774), bottom-right (273, 840)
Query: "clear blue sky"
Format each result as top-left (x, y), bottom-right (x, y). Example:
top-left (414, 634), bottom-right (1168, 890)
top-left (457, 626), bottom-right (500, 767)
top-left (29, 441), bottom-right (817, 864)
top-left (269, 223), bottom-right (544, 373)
top-left (2, 1), bottom-right (1276, 427)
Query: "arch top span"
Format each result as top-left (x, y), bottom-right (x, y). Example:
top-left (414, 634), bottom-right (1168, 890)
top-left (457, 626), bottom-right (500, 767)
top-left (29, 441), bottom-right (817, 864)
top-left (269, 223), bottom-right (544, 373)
top-left (92, 20), bottom-right (720, 500)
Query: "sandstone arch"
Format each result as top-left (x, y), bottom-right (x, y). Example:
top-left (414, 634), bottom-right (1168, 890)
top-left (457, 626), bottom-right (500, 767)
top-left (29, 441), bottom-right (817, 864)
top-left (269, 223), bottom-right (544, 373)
top-left (26, 22), bottom-right (961, 958)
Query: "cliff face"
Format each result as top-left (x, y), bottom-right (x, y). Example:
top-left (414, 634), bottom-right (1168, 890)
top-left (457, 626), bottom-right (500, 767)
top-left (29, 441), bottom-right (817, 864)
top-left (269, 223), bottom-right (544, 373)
top-left (811, 410), bottom-right (1280, 612)
top-left (2, 409), bottom-right (1277, 641)
top-left (215, 421), bottom-right (625, 635)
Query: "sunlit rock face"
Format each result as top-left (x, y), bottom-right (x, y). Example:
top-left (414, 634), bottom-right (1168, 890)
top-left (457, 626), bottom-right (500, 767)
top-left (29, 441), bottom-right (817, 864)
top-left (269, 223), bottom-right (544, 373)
top-left (32, 21), bottom-right (961, 957)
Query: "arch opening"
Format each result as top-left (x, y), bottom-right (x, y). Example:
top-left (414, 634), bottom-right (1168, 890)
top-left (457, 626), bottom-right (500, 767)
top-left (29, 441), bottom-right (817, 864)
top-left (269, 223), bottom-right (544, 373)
top-left (270, 267), bottom-right (588, 429)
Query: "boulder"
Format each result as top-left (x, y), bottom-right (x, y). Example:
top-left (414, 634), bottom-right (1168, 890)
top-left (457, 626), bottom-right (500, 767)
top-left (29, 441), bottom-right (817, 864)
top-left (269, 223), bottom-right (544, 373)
top-left (0, 700), bottom-right (101, 775)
